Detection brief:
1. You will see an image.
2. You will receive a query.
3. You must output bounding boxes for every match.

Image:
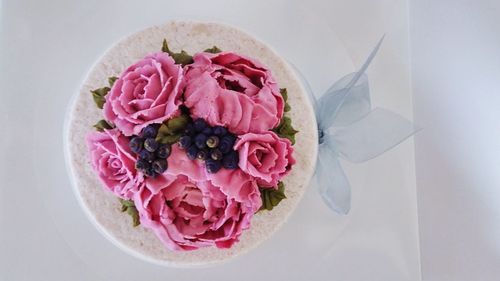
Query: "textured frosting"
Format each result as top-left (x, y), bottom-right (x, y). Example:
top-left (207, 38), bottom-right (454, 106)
top-left (134, 145), bottom-right (261, 251)
top-left (235, 132), bottom-right (295, 187)
top-left (86, 129), bottom-right (143, 199)
top-left (184, 52), bottom-right (284, 134)
top-left (104, 52), bottom-right (185, 136)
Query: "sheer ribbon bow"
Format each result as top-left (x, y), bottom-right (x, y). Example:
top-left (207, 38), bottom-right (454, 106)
top-left (305, 37), bottom-right (416, 214)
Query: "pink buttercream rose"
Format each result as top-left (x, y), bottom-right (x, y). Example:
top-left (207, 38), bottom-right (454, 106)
top-left (183, 52), bottom-right (284, 134)
top-left (104, 52), bottom-right (185, 136)
top-left (86, 129), bottom-right (143, 199)
top-left (134, 145), bottom-right (261, 251)
top-left (235, 131), bottom-right (295, 188)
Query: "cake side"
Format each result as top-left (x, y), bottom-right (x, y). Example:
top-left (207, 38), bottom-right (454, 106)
top-left (66, 21), bottom-right (318, 267)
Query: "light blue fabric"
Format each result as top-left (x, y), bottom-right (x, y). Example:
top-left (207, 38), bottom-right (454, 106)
top-left (303, 36), bottom-right (417, 214)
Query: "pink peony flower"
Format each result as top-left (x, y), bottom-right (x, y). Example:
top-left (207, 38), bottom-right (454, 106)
top-left (235, 131), bottom-right (295, 188)
top-left (183, 51), bottom-right (284, 134)
top-left (134, 145), bottom-right (262, 251)
top-left (86, 129), bottom-right (143, 199)
top-left (103, 52), bottom-right (185, 136)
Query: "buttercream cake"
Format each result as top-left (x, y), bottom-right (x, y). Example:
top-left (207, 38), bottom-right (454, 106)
top-left (65, 21), bottom-right (318, 267)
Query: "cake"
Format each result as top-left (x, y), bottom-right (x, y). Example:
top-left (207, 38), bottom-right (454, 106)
top-left (65, 21), bottom-right (318, 267)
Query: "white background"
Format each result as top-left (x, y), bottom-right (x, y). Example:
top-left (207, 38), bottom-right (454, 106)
top-left (411, 0), bottom-right (500, 280)
top-left (1, 0), bottom-right (498, 280)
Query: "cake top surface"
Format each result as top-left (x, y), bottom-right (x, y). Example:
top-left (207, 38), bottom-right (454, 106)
top-left (66, 20), bottom-right (318, 267)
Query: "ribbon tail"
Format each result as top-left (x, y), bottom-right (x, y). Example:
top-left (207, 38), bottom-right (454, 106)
top-left (316, 145), bottom-right (352, 214)
top-left (317, 35), bottom-right (385, 128)
top-left (332, 108), bottom-right (418, 163)
top-left (346, 34), bottom-right (385, 89)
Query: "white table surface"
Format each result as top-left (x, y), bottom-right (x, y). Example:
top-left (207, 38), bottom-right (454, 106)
top-left (1, 0), bottom-right (422, 280)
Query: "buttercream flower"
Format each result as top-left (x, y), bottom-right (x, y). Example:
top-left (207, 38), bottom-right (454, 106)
top-left (104, 52), bottom-right (185, 136)
top-left (183, 52), bottom-right (284, 134)
top-left (86, 129), bottom-right (143, 199)
top-left (134, 145), bottom-right (261, 251)
top-left (235, 131), bottom-right (295, 187)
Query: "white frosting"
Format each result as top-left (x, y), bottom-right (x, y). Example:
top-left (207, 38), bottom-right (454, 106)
top-left (66, 21), bottom-right (318, 267)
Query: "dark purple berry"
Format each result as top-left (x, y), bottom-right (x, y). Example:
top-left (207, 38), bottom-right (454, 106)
top-left (194, 134), bottom-right (208, 149)
top-left (184, 123), bottom-right (196, 136)
top-left (142, 124), bottom-right (159, 138)
top-left (206, 136), bottom-right (220, 148)
top-left (202, 127), bottom-right (213, 135)
top-left (135, 159), bottom-right (149, 171)
top-left (178, 135), bottom-right (192, 149)
top-left (210, 149), bottom-right (223, 161)
top-left (213, 126), bottom-right (227, 136)
top-left (193, 119), bottom-right (208, 132)
top-left (219, 135), bottom-right (236, 154)
top-left (206, 159), bottom-right (222, 173)
top-left (156, 144), bottom-right (171, 158)
top-left (144, 167), bottom-right (157, 177)
top-left (139, 149), bottom-right (155, 162)
top-left (222, 151), bottom-right (239, 169)
top-left (129, 137), bottom-right (144, 154)
top-left (144, 138), bottom-right (159, 152)
top-left (196, 149), bottom-right (209, 160)
top-left (152, 159), bottom-right (168, 174)
top-left (186, 145), bottom-right (199, 160)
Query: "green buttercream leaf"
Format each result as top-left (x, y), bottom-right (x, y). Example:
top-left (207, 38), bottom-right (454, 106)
top-left (91, 87), bottom-right (110, 109)
top-left (162, 39), bottom-right (194, 66)
top-left (131, 210), bottom-right (140, 227)
top-left (126, 206), bottom-right (140, 227)
top-left (273, 116), bottom-right (298, 145)
top-left (156, 114), bottom-right (190, 144)
top-left (156, 134), bottom-right (181, 144)
top-left (280, 88), bottom-right (288, 101)
top-left (264, 193), bottom-right (273, 211)
top-left (280, 88), bottom-right (291, 112)
top-left (93, 119), bottom-right (113, 132)
top-left (120, 199), bottom-right (135, 207)
top-left (90, 77), bottom-right (118, 109)
top-left (259, 182), bottom-right (286, 211)
top-left (173, 51), bottom-right (194, 65)
top-left (118, 199), bottom-right (140, 227)
top-left (108, 76), bottom-right (118, 87)
top-left (161, 39), bottom-right (172, 53)
top-left (157, 123), bottom-right (173, 136)
top-left (204, 46), bottom-right (222, 53)
top-left (167, 114), bottom-right (190, 132)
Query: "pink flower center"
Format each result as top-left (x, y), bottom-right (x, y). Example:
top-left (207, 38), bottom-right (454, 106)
top-left (167, 182), bottom-right (207, 220)
top-left (109, 157), bottom-right (122, 169)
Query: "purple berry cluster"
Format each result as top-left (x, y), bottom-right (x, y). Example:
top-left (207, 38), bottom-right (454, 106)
top-left (178, 119), bottom-right (239, 173)
top-left (129, 124), bottom-right (171, 177)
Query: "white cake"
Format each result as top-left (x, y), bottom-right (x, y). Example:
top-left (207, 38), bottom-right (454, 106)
top-left (65, 21), bottom-right (318, 267)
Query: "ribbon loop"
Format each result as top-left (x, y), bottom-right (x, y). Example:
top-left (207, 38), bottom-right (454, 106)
top-left (330, 108), bottom-right (416, 163)
top-left (317, 73), bottom-right (371, 129)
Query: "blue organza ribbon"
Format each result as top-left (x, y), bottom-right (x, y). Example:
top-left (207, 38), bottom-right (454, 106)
top-left (304, 36), bottom-right (416, 214)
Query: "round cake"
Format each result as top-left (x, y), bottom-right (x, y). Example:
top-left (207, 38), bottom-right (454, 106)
top-left (66, 21), bottom-right (318, 267)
